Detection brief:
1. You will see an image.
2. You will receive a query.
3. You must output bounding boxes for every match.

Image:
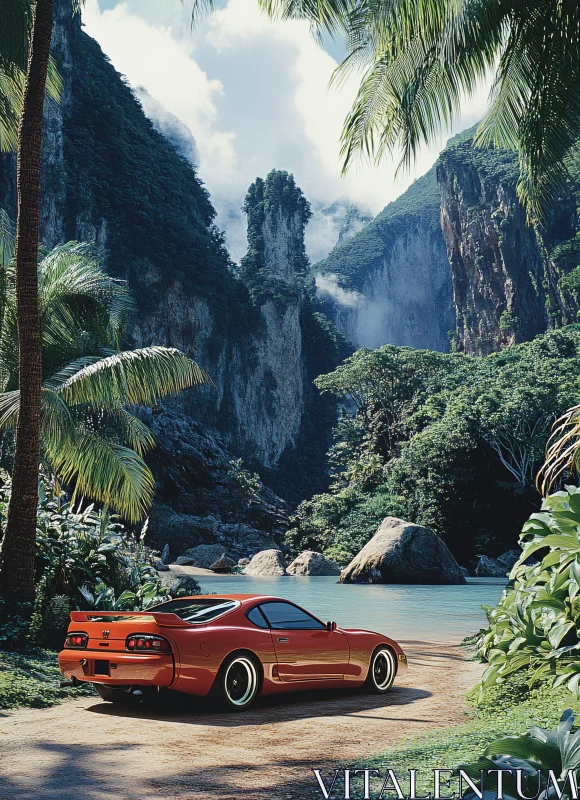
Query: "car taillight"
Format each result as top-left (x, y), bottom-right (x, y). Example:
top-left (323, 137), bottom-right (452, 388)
top-left (64, 632), bottom-right (88, 649)
top-left (126, 634), bottom-right (171, 653)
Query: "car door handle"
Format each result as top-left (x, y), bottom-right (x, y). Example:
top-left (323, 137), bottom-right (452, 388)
top-left (277, 637), bottom-right (289, 642)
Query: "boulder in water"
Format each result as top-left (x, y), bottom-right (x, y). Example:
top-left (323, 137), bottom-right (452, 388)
top-left (340, 517), bottom-right (466, 585)
top-left (287, 551), bottom-right (341, 576)
top-left (475, 555), bottom-right (507, 577)
top-left (244, 549), bottom-right (287, 576)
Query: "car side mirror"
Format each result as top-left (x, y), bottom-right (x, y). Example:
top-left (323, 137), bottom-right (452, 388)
top-left (326, 621), bottom-right (337, 631)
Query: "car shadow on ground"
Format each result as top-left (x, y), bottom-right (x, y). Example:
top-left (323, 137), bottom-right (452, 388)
top-left (86, 683), bottom-right (433, 727)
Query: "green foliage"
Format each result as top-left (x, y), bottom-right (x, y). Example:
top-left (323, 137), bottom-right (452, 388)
top-left (0, 471), bottom-right (170, 648)
top-left (459, 709), bottom-right (580, 800)
top-left (0, 236), bottom-right (211, 522)
top-left (288, 328), bottom-right (580, 563)
top-left (59, 25), bottom-right (257, 334)
top-left (340, 670), bottom-right (580, 800)
top-left (475, 486), bottom-right (580, 697)
top-left (0, 596), bottom-right (31, 649)
top-left (263, 0), bottom-right (580, 220)
top-left (239, 170), bottom-right (311, 303)
top-left (228, 458), bottom-right (261, 503)
top-left (0, 648), bottom-right (94, 709)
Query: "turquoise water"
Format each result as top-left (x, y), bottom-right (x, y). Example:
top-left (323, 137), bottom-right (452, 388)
top-left (193, 575), bottom-right (506, 642)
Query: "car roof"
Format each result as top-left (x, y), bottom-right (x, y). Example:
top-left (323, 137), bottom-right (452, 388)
top-left (183, 594), bottom-right (284, 605)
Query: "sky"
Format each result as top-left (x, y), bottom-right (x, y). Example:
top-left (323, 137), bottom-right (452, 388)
top-left (84, 0), bottom-right (491, 263)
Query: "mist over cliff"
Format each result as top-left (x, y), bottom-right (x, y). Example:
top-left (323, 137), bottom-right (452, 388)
top-left (315, 128), bottom-right (580, 357)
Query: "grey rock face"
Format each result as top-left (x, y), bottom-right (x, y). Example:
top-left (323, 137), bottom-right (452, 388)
top-left (158, 567), bottom-right (201, 597)
top-left (496, 550), bottom-right (520, 571)
top-left (340, 517), bottom-right (466, 585)
top-left (210, 554), bottom-right (237, 573)
top-left (315, 169), bottom-right (454, 353)
top-left (475, 555), bottom-right (507, 578)
top-left (179, 544), bottom-right (232, 570)
top-left (144, 412), bottom-right (288, 560)
top-left (244, 549), bottom-right (287, 576)
top-left (174, 556), bottom-right (198, 567)
top-left (287, 551), bottom-right (341, 576)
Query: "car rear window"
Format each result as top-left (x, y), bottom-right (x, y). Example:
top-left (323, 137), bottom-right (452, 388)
top-left (151, 598), bottom-right (239, 623)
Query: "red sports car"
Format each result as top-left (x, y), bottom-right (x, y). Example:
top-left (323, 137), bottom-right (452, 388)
top-left (58, 594), bottom-right (407, 711)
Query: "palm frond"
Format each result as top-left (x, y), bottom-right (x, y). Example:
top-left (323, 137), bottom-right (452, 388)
top-left (189, 0), bottom-right (216, 26)
top-left (537, 405), bottom-right (580, 496)
top-left (0, 389), bottom-right (20, 429)
top-left (0, 208), bottom-right (15, 268)
top-left (39, 241), bottom-right (133, 336)
top-left (56, 347), bottom-right (212, 411)
top-left (109, 409), bottom-right (156, 456)
top-left (46, 429), bottom-right (155, 524)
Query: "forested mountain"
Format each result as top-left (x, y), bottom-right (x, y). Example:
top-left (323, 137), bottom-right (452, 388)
top-left (0, 1), bottom-right (341, 552)
top-left (316, 130), bottom-right (580, 356)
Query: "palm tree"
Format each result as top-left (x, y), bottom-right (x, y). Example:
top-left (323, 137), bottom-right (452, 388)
top-left (0, 234), bottom-right (211, 526)
top-left (0, 0), bottom-right (58, 605)
top-left (257, 0), bottom-right (580, 222)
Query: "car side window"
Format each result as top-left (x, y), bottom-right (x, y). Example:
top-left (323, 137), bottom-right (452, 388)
top-left (247, 606), bottom-right (269, 629)
top-left (259, 601), bottom-right (325, 630)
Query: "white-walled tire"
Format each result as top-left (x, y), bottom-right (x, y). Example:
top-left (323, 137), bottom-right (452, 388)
top-left (365, 647), bottom-right (397, 693)
top-left (216, 653), bottom-right (261, 711)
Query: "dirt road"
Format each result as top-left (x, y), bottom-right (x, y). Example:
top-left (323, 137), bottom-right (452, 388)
top-left (0, 641), bottom-right (482, 800)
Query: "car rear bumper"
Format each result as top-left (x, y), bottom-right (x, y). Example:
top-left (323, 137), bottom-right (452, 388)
top-left (58, 649), bottom-right (175, 687)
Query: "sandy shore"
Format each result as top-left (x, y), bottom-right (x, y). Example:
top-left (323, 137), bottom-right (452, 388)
top-left (0, 641), bottom-right (482, 800)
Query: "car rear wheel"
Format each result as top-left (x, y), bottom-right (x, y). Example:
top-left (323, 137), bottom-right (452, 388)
top-left (215, 653), bottom-right (261, 711)
top-left (365, 646), bottom-right (397, 693)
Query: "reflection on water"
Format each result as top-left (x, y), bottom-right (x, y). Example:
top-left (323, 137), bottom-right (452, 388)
top-left (195, 575), bottom-right (506, 642)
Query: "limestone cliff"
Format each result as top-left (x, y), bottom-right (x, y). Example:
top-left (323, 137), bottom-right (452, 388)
top-left (0, 1), bottom-right (340, 525)
top-left (314, 168), bottom-right (455, 353)
top-left (437, 138), bottom-right (579, 354)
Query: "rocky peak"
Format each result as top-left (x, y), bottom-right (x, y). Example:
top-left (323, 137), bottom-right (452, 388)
top-left (239, 170), bottom-right (311, 298)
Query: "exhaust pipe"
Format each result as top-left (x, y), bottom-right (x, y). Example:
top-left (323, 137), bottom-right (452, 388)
top-left (60, 676), bottom-right (80, 688)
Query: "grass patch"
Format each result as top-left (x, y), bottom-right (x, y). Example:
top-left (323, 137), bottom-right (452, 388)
top-left (0, 649), bottom-right (94, 710)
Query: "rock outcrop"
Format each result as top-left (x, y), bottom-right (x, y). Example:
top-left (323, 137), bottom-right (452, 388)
top-left (287, 551), bottom-right (340, 576)
top-left (158, 567), bottom-right (201, 597)
top-left (340, 517), bottom-right (466, 584)
top-left (437, 136), bottom-right (579, 355)
top-left (175, 544), bottom-right (233, 570)
top-left (315, 167), bottom-right (454, 352)
top-left (244, 550), bottom-right (287, 576)
top-left (145, 412), bottom-right (285, 560)
top-left (475, 555), bottom-right (507, 578)
top-left (496, 550), bottom-right (520, 572)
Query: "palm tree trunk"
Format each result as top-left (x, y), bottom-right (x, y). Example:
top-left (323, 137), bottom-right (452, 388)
top-left (0, 0), bottom-right (54, 605)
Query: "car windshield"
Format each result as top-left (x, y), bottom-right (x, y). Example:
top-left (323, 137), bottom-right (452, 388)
top-left (151, 598), bottom-right (239, 623)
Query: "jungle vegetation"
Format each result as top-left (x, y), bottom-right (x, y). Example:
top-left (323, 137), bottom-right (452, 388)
top-left (288, 328), bottom-right (580, 566)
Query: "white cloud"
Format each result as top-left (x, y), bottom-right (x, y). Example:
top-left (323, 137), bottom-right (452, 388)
top-left (315, 273), bottom-right (364, 308)
top-left (84, 0), bottom-right (491, 262)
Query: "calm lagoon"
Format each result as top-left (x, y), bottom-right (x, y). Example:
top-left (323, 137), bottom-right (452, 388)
top-left (194, 575), bottom-right (506, 642)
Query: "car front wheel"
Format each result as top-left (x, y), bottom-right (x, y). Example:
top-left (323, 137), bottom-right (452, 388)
top-left (216, 653), bottom-right (261, 711)
top-left (365, 646), bottom-right (397, 693)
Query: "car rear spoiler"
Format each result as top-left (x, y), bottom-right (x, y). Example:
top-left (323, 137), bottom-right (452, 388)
top-left (69, 611), bottom-right (186, 627)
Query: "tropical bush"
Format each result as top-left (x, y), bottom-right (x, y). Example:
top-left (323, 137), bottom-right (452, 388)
top-left (459, 709), bottom-right (580, 800)
top-left (0, 470), bottom-right (175, 649)
top-left (287, 328), bottom-right (580, 564)
top-left (476, 486), bottom-right (580, 697)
